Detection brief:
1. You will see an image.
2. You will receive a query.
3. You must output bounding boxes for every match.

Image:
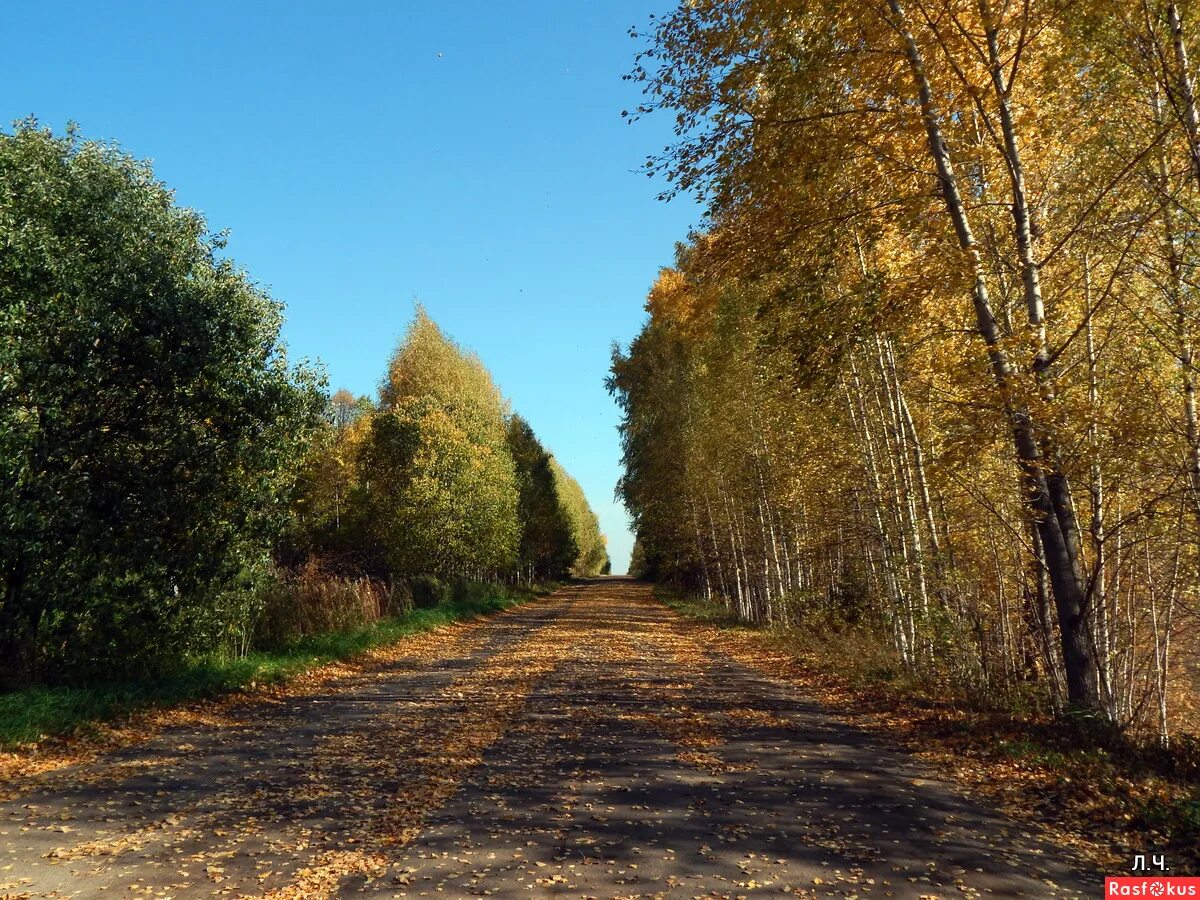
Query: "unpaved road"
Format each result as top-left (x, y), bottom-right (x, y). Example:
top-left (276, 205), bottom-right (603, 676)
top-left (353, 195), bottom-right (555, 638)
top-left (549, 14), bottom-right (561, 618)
top-left (1, 579), bottom-right (1098, 898)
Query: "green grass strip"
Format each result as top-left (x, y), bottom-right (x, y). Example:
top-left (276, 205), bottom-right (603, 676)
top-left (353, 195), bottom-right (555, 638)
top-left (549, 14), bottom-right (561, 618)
top-left (0, 583), bottom-right (546, 750)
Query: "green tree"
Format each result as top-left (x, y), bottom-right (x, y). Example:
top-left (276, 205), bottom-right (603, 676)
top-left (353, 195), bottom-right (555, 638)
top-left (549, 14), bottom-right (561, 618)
top-left (628, 538), bottom-right (650, 580)
top-left (365, 310), bottom-right (520, 580)
top-left (506, 416), bottom-right (577, 581)
top-left (551, 461), bottom-right (610, 577)
top-left (0, 122), bottom-right (325, 685)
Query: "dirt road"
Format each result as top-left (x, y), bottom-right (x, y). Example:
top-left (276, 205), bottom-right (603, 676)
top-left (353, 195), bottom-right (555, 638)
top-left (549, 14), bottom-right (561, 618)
top-left (0, 579), bottom-right (1098, 898)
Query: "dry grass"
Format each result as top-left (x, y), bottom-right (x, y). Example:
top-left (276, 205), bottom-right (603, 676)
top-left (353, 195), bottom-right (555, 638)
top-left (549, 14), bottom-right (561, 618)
top-left (255, 570), bottom-right (399, 649)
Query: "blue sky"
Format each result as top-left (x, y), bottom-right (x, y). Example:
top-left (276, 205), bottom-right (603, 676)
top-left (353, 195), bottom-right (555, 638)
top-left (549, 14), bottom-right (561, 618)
top-left (3, 1), bottom-right (700, 573)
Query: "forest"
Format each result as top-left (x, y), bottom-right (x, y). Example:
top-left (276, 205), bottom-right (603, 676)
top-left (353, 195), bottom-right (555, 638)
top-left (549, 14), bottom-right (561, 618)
top-left (0, 123), bottom-right (608, 693)
top-left (611, 0), bottom-right (1200, 746)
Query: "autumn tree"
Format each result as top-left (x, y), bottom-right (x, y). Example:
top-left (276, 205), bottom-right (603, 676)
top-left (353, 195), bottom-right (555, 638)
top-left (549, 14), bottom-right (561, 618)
top-left (282, 390), bottom-right (377, 574)
top-left (618, 0), bottom-right (1200, 735)
top-left (283, 311), bottom-right (606, 591)
top-left (364, 310), bottom-right (520, 580)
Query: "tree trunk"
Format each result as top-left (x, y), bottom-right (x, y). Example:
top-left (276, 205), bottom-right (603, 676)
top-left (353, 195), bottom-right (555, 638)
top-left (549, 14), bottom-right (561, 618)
top-left (888, 0), bottom-right (1100, 712)
top-left (1169, 2), bottom-right (1200, 182)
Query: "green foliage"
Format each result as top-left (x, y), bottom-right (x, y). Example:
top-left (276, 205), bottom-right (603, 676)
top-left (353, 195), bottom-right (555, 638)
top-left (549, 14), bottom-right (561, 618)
top-left (628, 539), bottom-right (649, 579)
top-left (551, 460), bottom-right (610, 576)
top-left (303, 309), bottom-right (613, 586)
top-left (0, 125), bottom-right (603, 698)
top-left (281, 309), bottom-right (607, 589)
top-left (506, 416), bottom-right (577, 580)
top-left (381, 307), bottom-right (507, 443)
top-left (0, 123), bottom-right (325, 686)
top-left (280, 392), bottom-right (379, 576)
top-left (608, 315), bottom-right (700, 588)
top-left (363, 312), bottom-right (520, 580)
top-left (410, 574), bottom-right (450, 609)
top-left (450, 580), bottom-right (497, 605)
top-left (362, 397), bottom-right (518, 578)
top-left (656, 589), bottom-right (743, 629)
top-left (1142, 791), bottom-right (1200, 851)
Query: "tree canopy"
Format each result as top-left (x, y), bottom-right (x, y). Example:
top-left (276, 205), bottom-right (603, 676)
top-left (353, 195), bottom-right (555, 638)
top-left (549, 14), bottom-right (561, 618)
top-left (288, 309), bottom-right (608, 586)
top-left (0, 126), bottom-right (609, 689)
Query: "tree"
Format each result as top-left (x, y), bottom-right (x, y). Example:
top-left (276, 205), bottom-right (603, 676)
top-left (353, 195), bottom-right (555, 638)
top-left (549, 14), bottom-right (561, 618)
top-left (281, 311), bottom-right (606, 592)
top-left (616, 0), bottom-right (1200, 736)
top-left (551, 461), bottom-right (610, 577)
top-left (282, 389), bottom-right (376, 574)
top-left (0, 122), bottom-right (325, 685)
top-left (364, 310), bottom-right (520, 580)
top-left (506, 416), bottom-right (577, 582)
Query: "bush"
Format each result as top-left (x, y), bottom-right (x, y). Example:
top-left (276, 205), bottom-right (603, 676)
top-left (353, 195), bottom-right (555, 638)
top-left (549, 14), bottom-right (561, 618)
top-left (451, 580), bottom-right (492, 605)
top-left (385, 579), bottom-right (414, 617)
top-left (0, 123), bottom-right (325, 686)
top-left (410, 575), bottom-right (450, 609)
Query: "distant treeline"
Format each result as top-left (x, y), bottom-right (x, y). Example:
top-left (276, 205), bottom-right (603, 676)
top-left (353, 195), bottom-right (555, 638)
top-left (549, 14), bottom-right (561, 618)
top-left (0, 122), bottom-right (606, 688)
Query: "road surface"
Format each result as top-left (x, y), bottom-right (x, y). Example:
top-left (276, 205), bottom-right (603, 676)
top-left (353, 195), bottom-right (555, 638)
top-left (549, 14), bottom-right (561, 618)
top-left (0, 579), bottom-right (1097, 898)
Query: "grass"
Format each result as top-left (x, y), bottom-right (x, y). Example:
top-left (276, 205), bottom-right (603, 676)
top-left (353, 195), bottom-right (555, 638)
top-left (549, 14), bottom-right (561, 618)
top-left (0, 582), bottom-right (546, 750)
top-left (661, 591), bottom-right (929, 696)
top-left (660, 593), bottom-right (745, 628)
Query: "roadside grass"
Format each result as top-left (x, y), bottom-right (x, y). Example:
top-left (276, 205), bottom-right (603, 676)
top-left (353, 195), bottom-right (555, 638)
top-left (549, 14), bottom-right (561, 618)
top-left (661, 594), bottom-right (745, 628)
top-left (660, 588), bottom-right (1200, 872)
top-left (0, 582), bottom-right (549, 750)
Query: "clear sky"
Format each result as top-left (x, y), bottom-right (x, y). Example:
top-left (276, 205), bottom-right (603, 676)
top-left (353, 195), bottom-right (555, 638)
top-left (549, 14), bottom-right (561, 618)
top-left (2, 1), bottom-right (700, 574)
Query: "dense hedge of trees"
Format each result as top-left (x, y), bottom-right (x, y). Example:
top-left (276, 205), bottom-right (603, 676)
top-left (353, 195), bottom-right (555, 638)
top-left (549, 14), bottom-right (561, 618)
top-left (287, 309), bottom-right (610, 585)
top-left (0, 123), bottom-right (607, 688)
top-left (507, 416), bottom-right (578, 582)
top-left (550, 458), bottom-right (612, 577)
top-left (613, 0), bottom-right (1200, 740)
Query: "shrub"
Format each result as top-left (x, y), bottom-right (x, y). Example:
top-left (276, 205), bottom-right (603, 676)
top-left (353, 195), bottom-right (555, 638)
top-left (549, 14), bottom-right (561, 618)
top-left (451, 580), bottom-right (492, 605)
top-left (0, 123), bottom-right (324, 685)
top-left (410, 575), bottom-right (450, 609)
